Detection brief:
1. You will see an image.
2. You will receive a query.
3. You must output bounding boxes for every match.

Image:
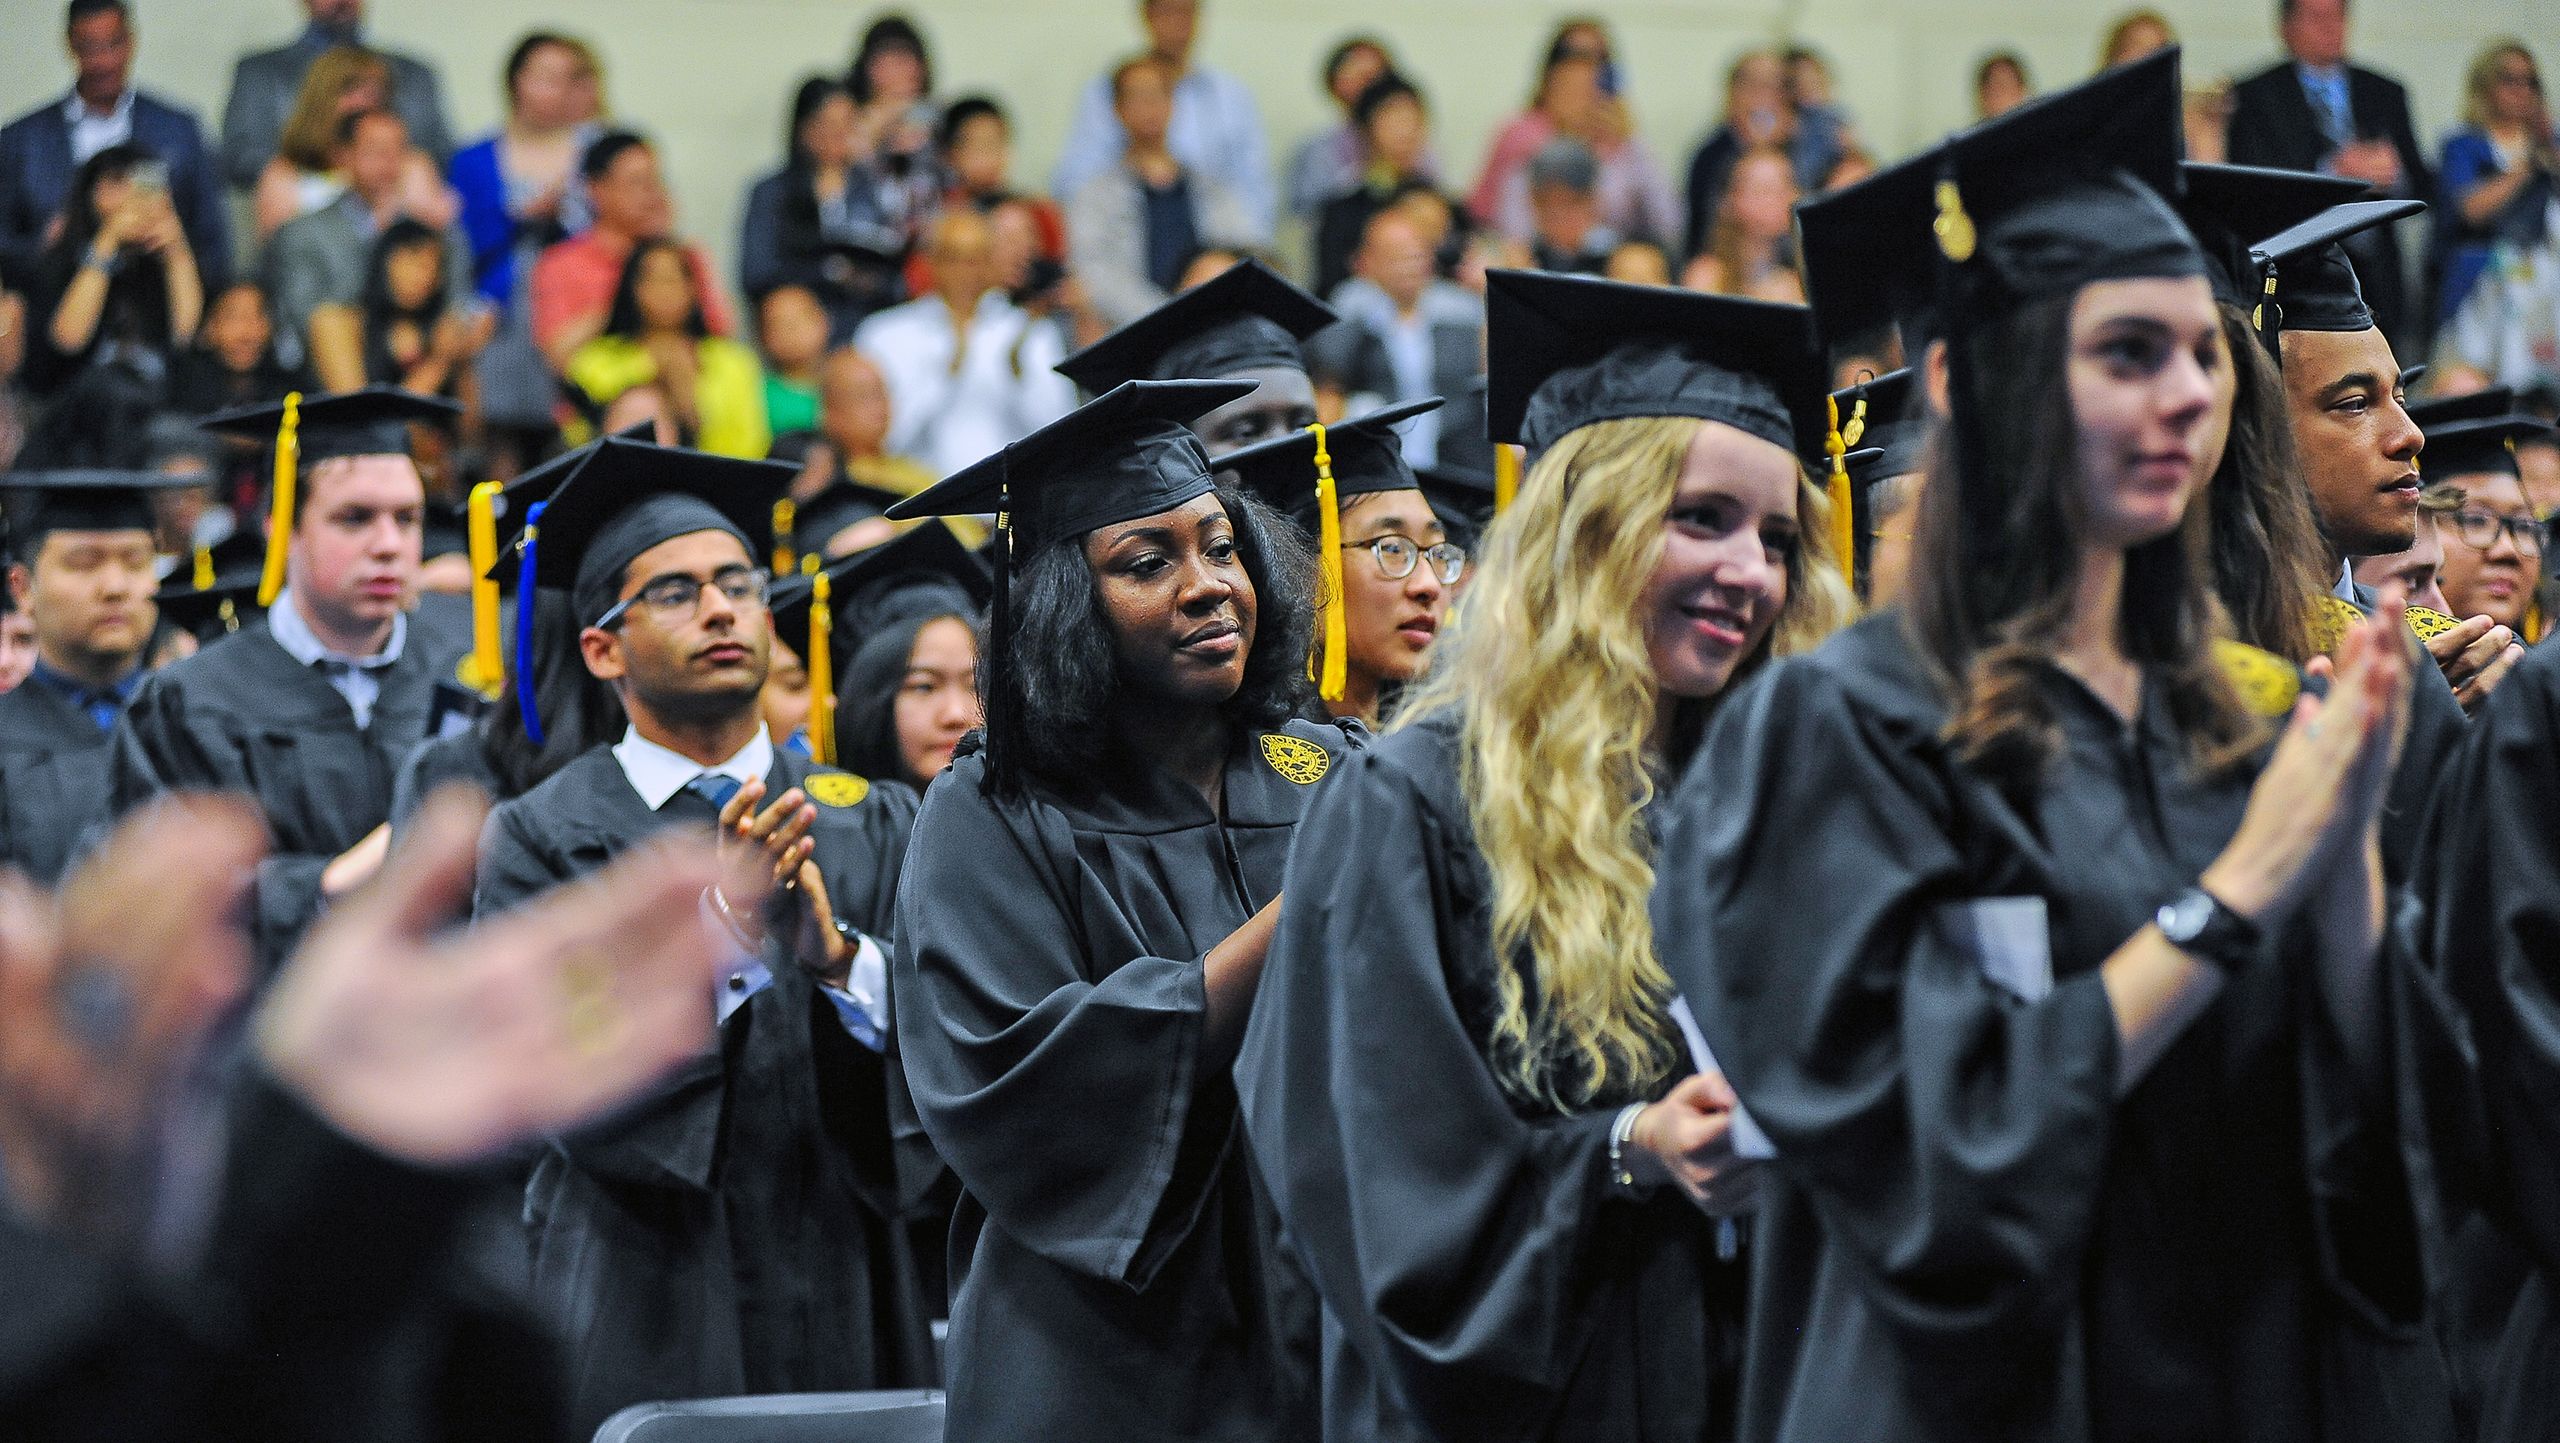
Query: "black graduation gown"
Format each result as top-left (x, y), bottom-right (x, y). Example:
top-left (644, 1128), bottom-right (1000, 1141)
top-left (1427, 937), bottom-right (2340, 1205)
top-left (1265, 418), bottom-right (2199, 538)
top-left (1235, 715), bottom-right (1746, 1443)
top-left (1653, 614), bottom-right (2444, 1443)
top-left (390, 729), bottom-right (500, 838)
top-left (2404, 638), bottom-right (2560, 1443)
top-left (893, 718), bottom-right (1358, 1443)
top-left (474, 745), bottom-right (937, 1437)
top-left (0, 678), bottom-right (117, 884)
top-left (0, 1068), bottom-right (567, 1443)
top-left (107, 620), bottom-right (443, 970)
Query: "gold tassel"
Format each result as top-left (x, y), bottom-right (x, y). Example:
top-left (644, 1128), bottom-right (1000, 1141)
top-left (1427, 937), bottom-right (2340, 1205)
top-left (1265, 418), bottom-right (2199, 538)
top-left (1309, 422), bottom-right (1348, 702)
top-left (806, 569), bottom-right (836, 764)
top-left (257, 391), bottom-right (301, 607)
top-left (1494, 442), bottom-right (1520, 514)
top-left (772, 497), bottom-right (798, 576)
top-left (191, 544), bottom-right (214, 592)
top-left (459, 478), bottom-right (504, 698)
top-left (1824, 393), bottom-right (1861, 577)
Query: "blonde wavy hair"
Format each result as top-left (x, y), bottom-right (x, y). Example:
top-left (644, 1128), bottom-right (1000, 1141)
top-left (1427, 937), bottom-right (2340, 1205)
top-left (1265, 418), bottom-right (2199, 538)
top-left (280, 47), bottom-right (393, 173)
top-left (1396, 414), bottom-right (1855, 1111)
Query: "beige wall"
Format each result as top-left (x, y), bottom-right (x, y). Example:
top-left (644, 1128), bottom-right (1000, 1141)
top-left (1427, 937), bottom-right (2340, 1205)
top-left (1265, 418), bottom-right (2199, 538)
top-left (0, 0), bottom-right (2541, 291)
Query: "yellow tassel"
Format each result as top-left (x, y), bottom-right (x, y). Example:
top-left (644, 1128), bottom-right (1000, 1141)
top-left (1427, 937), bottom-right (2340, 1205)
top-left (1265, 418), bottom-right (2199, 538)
top-left (1933, 179), bottom-right (1976, 263)
top-left (1824, 393), bottom-right (1861, 576)
top-left (191, 544), bottom-right (214, 592)
top-left (1494, 442), bottom-right (1520, 514)
top-left (806, 569), bottom-right (836, 765)
top-left (772, 498), bottom-right (798, 576)
top-left (459, 478), bottom-right (505, 698)
top-left (1309, 423), bottom-right (1348, 703)
top-left (257, 391), bottom-right (300, 608)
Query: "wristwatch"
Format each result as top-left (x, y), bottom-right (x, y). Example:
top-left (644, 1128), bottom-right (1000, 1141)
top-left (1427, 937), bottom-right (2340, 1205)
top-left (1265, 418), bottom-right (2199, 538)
top-left (2154, 886), bottom-right (2261, 971)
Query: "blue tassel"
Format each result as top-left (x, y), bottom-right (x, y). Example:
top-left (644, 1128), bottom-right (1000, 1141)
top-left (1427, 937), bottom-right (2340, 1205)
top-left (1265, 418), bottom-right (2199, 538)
top-left (515, 501), bottom-right (546, 746)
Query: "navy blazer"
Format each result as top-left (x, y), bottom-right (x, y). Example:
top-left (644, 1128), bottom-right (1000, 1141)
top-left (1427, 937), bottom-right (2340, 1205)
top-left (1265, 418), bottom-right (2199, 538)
top-left (0, 90), bottom-right (229, 291)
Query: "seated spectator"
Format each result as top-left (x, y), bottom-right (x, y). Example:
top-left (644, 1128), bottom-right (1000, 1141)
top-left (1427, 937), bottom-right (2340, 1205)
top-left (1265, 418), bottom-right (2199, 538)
top-left (0, 0), bottom-right (229, 291)
top-left (1052, 0), bottom-right (1274, 243)
top-left (1068, 56), bottom-right (1258, 329)
top-left (447, 31), bottom-right (603, 460)
top-left (739, 79), bottom-right (910, 343)
top-left (1467, 19), bottom-right (1611, 229)
top-left (983, 194), bottom-right (1094, 354)
top-left (1817, 146), bottom-right (1875, 195)
top-left (1784, 44), bottom-right (1859, 163)
top-left (166, 278), bottom-right (307, 417)
top-left (2100, 9), bottom-right (2175, 69)
top-left (929, 95), bottom-right (1065, 276)
top-left (306, 218), bottom-right (489, 407)
top-left (843, 14), bottom-right (942, 234)
top-left (22, 143), bottom-right (198, 422)
top-left (530, 130), bottom-right (731, 371)
top-left (1310, 73), bottom-right (1441, 298)
top-left (250, 46), bottom-right (452, 244)
top-left (818, 346), bottom-right (934, 501)
top-left (565, 236), bottom-right (768, 459)
top-left (1683, 49), bottom-right (1841, 264)
top-left (1680, 143), bottom-right (1804, 302)
top-left (1286, 36), bottom-right (1428, 224)
top-left (853, 208), bottom-right (1074, 477)
top-left (1517, 138), bottom-right (1615, 276)
top-left (757, 282), bottom-right (830, 435)
top-left (1306, 207), bottom-right (1483, 470)
top-left (219, 0), bottom-right (452, 191)
top-left (1604, 240), bottom-right (1673, 286)
top-left (263, 108), bottom-right (469, 361)
top-left (1488, 50), bottom-right (1678, 253)
top-left (2436, 41), bottom-right (2556, 328)
top-left (1976, 50), bottom-right (2033, 120)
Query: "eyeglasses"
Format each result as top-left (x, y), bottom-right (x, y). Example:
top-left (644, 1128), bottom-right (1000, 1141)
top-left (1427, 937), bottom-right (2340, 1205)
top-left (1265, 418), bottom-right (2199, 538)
top-left (2448, 508), bottom-right (2546, 555)
top-left (596, 567), bottom-right (770, 629)
top-left (1342, 535), bottom-right (1466, 585)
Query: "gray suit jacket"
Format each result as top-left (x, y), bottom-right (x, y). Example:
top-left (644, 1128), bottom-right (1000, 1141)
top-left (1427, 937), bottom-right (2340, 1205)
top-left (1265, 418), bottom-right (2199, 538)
top-left (264, 191), bottom-right (472, 354)
top-left (219, 30), bottom-right (450, 190)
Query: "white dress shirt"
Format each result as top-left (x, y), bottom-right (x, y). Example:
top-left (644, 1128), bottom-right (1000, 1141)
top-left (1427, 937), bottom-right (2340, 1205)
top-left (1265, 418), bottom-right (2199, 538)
top-left (853, 292), bottom-right (1077, 479)
top-left (63, 89), bottom-right (135, 167)
top-left (266, 587), bottom-right (406, 730)
top-left (610, 721), bottom-right (773, 810)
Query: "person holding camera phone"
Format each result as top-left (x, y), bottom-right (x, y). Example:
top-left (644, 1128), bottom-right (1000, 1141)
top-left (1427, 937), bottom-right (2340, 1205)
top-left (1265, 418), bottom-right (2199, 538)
top-left (19, 144), bottom-right (199, 468)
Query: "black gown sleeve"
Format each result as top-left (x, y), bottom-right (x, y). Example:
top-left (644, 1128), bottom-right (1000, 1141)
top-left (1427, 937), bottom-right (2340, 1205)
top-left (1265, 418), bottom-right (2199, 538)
top-left (1235, 742), bottom-right (1633, 1441)
top-left (892, 768), bottom-right (1221, 1291)
top-left (1653, 658), bottom-right (2124, 1349)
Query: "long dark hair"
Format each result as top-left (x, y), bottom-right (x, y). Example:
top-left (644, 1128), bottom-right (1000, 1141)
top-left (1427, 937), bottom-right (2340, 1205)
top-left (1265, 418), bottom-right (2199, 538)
top-left (835, 607), bottom-right (967, 791)
top-left (978, 485), bottom-right (1316, 798)
top-left (602, 237), bottom-right (706, 340)
top-left (478, 589), bottom-right (625, 798)
top-left (786, 75), bottom-right (852, 169)
top-left (358, 218), bottom-right (450, 382)
top-left (44, 144), bottom-right (170, 342)
top-left (1903, 291), bottom-right (2260, 786)
top-left (2205, 302), bottom-right (2328, 664)
top-left (847, 14), bottom-right (933, 105)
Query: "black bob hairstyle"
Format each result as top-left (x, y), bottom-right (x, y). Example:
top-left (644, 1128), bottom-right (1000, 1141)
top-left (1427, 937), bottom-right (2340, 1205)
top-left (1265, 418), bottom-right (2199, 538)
top-left (974, 483), bottom-right (1316, 797)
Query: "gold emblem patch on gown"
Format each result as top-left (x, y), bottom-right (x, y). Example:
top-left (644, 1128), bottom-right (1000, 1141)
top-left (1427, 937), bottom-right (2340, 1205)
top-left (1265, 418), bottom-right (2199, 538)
top-left (1260, 733), bottom-right (1330, 785)
top-left (805, 772), bottom-right (871, 808)
top-left (2310, 593), bottom-right (2466, 655)
top-left (2212, 638), bottom-right (2302, 718)
top-left (2405, 605), bottom-right (2461, 642)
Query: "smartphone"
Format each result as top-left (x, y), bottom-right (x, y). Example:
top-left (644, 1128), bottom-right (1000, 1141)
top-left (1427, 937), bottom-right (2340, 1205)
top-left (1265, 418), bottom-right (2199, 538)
top-left (128, 158), bottom-right (168, 197)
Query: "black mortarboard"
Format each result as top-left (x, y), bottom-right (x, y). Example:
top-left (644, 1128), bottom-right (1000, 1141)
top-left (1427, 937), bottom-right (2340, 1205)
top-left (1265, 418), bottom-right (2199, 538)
top-left (2173, 162), bottom-right (2369, 309)
top-left (2260, 198), bottom-right (2429, 342)
top-left (1821, 371), bottom-right (1928, 600)
top-left (1055, 259), bottom-right (1335, 394)
top-left (884, 379), bottom-right (1252, 772)
top-left (1217, 398), bottom-right (1443, 526)
top-left (153, 571), bottom-right (265, 641)
top-left (196, 387), bottom-right (463, 608)
top-left (1415, 459), bottom-right (1496, 554)
top-left (2412, 388), bottom-right (2554, 479)
top-left (0, 470), bottom-right (198, 557)
top-left (766, 519), bottom-right (991, 766)
top-left (1484, 269), bottom-right (1827, 457)
top-left (790, 476), bottom-right (910, 558)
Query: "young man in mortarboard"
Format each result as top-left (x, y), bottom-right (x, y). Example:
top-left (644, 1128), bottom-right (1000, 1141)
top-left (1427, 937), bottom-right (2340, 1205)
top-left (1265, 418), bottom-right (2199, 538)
top-left (0, 469), bottom-right (199, 882)
top-left (1056, 256), bottom-right (1336, 457)
top-left (467, 439), bottom-right (937, 1438)
top-left (107, 387), bottom-right (463, 968)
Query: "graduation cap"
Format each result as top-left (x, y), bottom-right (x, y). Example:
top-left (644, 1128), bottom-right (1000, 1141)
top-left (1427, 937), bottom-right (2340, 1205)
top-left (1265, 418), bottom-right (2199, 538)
top-left (767, 520), bottom-right (991, 764)
top-left (1054, 258), bottom-right (1336, 394)
top-left (1415, 459), bottom-right (1496, 554)
top-left (154, 569), bottom-right (265, 641)
top-left (196, 387), bottom-right (463, 609)
top-left (2259, 198), bottom-right (2427, 346)
top-left (0, 469), bottom-right (200, 559)
top-left (2412, 388), bottom-right (2555, 480)
top-left (1214, 398), bottom-right (1443, 702)
top-left (883, 378), bottom-right (1253, 771)
top-left (1483, 268), bottom-right (1841, 564)
top-left (788, 475), bottom-right (911, 560)
top-left (1822, 369), bottom-right (1928, 600)
top-left (2173, 163), bottom-right (2370, 310)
